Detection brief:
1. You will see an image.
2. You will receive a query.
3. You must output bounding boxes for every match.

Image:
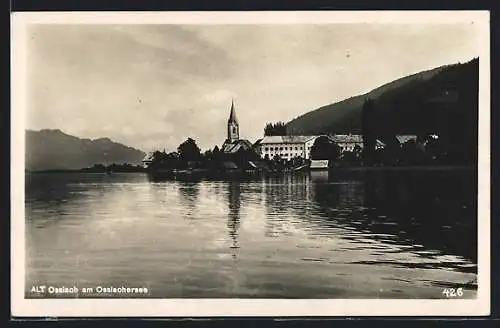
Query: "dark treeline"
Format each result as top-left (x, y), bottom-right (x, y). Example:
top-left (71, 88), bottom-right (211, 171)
top-left (361, 58), bottom-right (478, 166)
top-left (310, 133), bottom-right (469, 168)
top-left (264, 121), bottom-right (287, 136)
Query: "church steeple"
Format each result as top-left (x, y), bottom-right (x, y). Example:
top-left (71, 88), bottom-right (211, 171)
top-left (227, 99), bottom-right (239, 142)
top-left (228, 99), bottom-right (238, 124)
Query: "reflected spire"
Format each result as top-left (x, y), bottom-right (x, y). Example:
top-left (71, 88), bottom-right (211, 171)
top-left (227, 181), bottom-right (241, 259)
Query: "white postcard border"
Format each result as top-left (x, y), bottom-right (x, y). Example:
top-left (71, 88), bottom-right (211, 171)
top-left (11, 10), bottom-right (491, 317)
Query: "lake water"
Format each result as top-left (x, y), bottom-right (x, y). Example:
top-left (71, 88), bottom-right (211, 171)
top-left (25, 169), bottom-right (478, 299)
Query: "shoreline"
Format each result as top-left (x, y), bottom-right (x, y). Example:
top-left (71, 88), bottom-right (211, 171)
top-left (146, 165), bottom-right (477, 181)
top-left (26, 165), bottom-right (476, 175)
top-left (328, 165), bottom-right (476, 172)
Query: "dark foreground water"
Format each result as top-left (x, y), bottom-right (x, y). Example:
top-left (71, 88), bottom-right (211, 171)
top-left (25, 169), bottom-right (478, 299)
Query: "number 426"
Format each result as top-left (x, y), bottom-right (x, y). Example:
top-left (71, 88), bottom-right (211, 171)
top-left (442, 287), bottom-right (464, 297)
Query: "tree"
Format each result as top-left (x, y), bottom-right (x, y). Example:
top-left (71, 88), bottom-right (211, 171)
top-left (204, 149), bottom-right (213, 159)
top-left (400, 139), bottom-right (425, 165)
top-left (177, 138), bottom-right (201, 162)
top-left (264, 122), bottom-right (287, 136)
top-left (232, 148), bottom-right (260, 166)
top-left (361, 98), bottom-right (377, 166)
top-left (92, 164), bottom-right (106, 171)
top-left (310, 136), bottom-right (341, 161)
top-left (423, 135), bottom-right (443, 163)
top-left (150, 150), bottom-right (180, 169)
top-left (353, 144), bottom-right (363, 160)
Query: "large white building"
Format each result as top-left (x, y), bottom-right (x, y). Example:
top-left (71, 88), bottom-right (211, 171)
top-left (255, 135), bottom-right (323, 160)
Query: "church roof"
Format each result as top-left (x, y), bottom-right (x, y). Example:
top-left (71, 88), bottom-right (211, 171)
top-left (222, 139), bottom-right (253, 153)
top-left (228, 100), bottom-right (238, 124)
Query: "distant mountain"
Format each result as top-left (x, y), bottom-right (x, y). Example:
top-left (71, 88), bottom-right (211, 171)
top-left (26, 129), bottom-right (146, 171)
top-left (286, 59), bottom-right (477, 135)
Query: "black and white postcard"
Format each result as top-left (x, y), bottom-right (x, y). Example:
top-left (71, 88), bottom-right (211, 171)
top-left (11, 11), bottom-right (491, 317)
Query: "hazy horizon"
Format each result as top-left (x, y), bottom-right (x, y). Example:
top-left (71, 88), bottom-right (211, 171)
top-left (27, 24), bottom-right (480, 152)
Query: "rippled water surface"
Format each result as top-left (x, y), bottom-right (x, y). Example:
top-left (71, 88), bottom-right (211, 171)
top-left (25, 170), bottom-right (477, 298)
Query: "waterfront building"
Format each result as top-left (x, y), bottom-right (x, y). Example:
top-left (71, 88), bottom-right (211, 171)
top-left (395, 134), bottom-right (439, 151)
top-left (396, 135), bottom-right (418, 145)
top-left (330, 134), bottom-right (386, 151)
top-left (142, 152), bottom-right (154, 168)
top-left (330, 134), bottom-right (364, 152)
top-left (376, 140), bottom-right (387, 150)
top-left (255, 135), bottom-right (320, 160)
top-left (221, 100), bottom-right (254, 154)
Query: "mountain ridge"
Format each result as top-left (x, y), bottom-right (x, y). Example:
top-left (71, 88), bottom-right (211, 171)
top-left (286, 63), bottom-right (455, 135)
top-left (286, 58), bottom-right (479, 164)
top-left (26, 129), bottom-right (146, 171)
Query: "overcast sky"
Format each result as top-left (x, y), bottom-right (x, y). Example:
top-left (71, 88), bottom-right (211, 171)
top-left (26, 23), bottom-right (480, 152)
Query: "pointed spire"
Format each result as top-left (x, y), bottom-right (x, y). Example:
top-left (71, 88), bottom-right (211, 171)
top-left (228, 99), bottom-right (238, 124)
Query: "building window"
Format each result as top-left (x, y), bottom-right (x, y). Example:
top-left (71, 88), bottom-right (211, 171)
top-left (264, 147), bottom-right (268, 151)
top-left (280, 147), bottom-right (283, 151)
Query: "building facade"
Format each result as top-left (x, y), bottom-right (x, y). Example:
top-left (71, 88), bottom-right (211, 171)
top-left (142, 152), bottom-right (154, 168)
top-left (256, 135), bottom-right (322, 160)
top-left (395, 135), bottom-right (418, 145)
top-left (329, 134), bottom-right (364, 152)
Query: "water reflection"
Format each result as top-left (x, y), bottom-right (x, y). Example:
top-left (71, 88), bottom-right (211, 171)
top-left (262, 174), bottom-right (312, 238)
top-left (25, 170), bottom-right (478, 298)
top-left (227, 181), bottom-right (241, 259)
top-left (310, 169), bottom-right (477, 265)
top-left (177, 182), bottom-right (200, 216)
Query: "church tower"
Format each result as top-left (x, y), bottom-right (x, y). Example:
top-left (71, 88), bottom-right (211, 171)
top-left (227, 100), bottom-right (239, 142)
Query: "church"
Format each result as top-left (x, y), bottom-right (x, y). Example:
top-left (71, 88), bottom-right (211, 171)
top-left (221, 100), bottom-right (254, 154)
